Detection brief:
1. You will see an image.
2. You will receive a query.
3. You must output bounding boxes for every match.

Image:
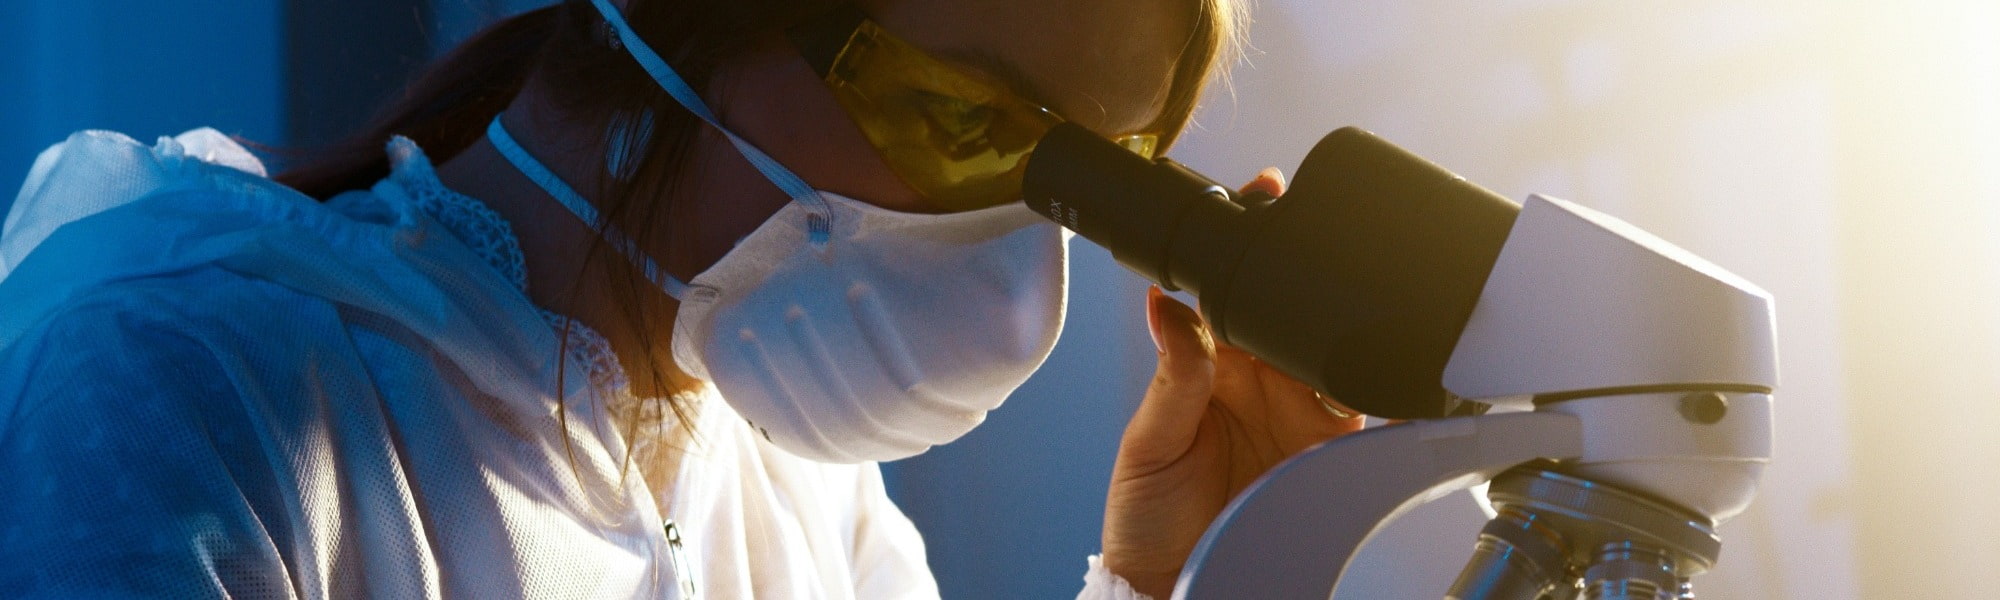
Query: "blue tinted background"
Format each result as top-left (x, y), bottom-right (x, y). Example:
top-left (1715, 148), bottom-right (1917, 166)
top-left (1, 2), bottom-right (1466, 598)
top-left (0, 0), bottom-right (282, 218)
top-left (0, 3), bottom-right (1157, 597)
top-left (21, 2), bottom-right (1966, 598)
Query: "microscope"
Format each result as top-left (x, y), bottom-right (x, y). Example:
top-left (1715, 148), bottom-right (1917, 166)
top-left (1023, 123), bottom-right (1776, 599)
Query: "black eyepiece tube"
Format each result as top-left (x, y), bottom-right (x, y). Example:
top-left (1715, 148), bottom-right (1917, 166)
top-left (1022, 123), bottom-right (1522, 419)
top-left (1020, 123), bottom-right (1247, 294)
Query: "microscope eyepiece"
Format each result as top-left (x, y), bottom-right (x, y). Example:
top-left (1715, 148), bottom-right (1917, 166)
top-left (1022, 122), bottom-right (1521, 419)
top-left (1021, 122), bottom-right (1245, 295)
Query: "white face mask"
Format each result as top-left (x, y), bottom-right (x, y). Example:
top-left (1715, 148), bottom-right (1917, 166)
top-left (670, 194), bottom-right (1067, 463)
top-left (484, 0), bottom-right (1069, 463)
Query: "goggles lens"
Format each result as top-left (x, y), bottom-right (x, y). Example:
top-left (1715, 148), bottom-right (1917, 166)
top-left (814, 19), bottom-right (1158, 212)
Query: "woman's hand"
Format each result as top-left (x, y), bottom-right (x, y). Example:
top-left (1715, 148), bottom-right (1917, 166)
top-left (1099, 168), bottom-right (1367, 598)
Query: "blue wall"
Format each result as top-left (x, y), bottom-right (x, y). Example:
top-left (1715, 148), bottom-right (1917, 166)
top-left (0, 0), bottom-right (284, 217)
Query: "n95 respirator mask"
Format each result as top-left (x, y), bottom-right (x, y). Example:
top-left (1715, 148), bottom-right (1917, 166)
top-left (484, 0), bottom-right (1069, 463)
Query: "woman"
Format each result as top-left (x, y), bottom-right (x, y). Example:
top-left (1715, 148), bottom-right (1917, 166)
top-left (0, 0), bottom-right (1363, 597)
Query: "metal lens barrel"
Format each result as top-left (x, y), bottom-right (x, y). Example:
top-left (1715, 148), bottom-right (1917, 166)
top-left (1447, 509), bottom-right (1579, 600)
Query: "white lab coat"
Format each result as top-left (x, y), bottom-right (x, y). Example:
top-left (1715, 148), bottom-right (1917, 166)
top-left (0, 129), bottom-right (1147, 599)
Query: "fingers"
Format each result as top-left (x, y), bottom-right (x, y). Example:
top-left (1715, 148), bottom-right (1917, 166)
top-left (1240, 166), bottom-right (1287, 198)
top-left (1217, 341), bottom-right (1365, 455)
top-left (1207, 322), bottom-right (1318, 416)
top-left (1126, 286), bottom-right (1216, 455)
top-left (1208, 340), bottom-right (1273, 412)
top-left (1202, 298), bottom-right (1334, 427)
top-left (1315, 393), bottom-right (1362, 420)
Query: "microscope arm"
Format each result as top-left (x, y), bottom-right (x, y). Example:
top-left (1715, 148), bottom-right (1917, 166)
top-left (1173, 412), bottom-right (1584, 600)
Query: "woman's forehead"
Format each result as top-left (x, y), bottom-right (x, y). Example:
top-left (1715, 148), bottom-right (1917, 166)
top-left (862, 0), bottom-right (1192, 136)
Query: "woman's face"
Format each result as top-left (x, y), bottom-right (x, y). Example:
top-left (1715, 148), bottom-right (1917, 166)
top-left (663, 0), bottom-right (1195, 278)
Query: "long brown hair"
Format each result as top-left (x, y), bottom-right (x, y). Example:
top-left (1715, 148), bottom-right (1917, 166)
top-left (276, 0), bottom-right (1247, 470)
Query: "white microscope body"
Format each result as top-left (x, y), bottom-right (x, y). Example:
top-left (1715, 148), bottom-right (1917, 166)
top-left (1172, 194), bottom-right (1777, 599)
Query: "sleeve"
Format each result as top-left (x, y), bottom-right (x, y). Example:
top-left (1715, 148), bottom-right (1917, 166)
top-left (1076, 554), bottom-right (1157, 600)
top-left (0, 299), bottom-right (299, 599)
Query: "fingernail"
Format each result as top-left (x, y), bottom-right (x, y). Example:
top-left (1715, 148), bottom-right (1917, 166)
top-left (1146, 286), bottom-right (1166, 354)
top-left (1260, 167), bottom-right (1287, 192)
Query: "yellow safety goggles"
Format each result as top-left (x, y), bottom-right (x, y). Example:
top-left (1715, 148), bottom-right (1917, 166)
top-left (789, 8), bottom-right (1160, 213)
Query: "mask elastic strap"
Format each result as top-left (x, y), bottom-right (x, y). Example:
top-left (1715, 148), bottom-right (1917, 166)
top-left (587, 0), bottom-right (832, 245)
top-left (487, 116), bottom-right (691, 300)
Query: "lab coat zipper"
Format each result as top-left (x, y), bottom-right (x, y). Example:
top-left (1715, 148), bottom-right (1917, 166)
top-left (665, 520), bottom-right (698, 599)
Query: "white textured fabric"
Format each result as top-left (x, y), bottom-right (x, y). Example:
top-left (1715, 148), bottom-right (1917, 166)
top-left (0, 128), bottom-right (1136, 598)
top-left (1077, 555), bottom-right (1156, 600)
top-left (0, 129), bottom-right (674, 598)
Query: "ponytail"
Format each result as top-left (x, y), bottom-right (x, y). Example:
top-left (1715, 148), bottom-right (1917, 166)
top-left (276, 6), bottom-right (560, 199)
